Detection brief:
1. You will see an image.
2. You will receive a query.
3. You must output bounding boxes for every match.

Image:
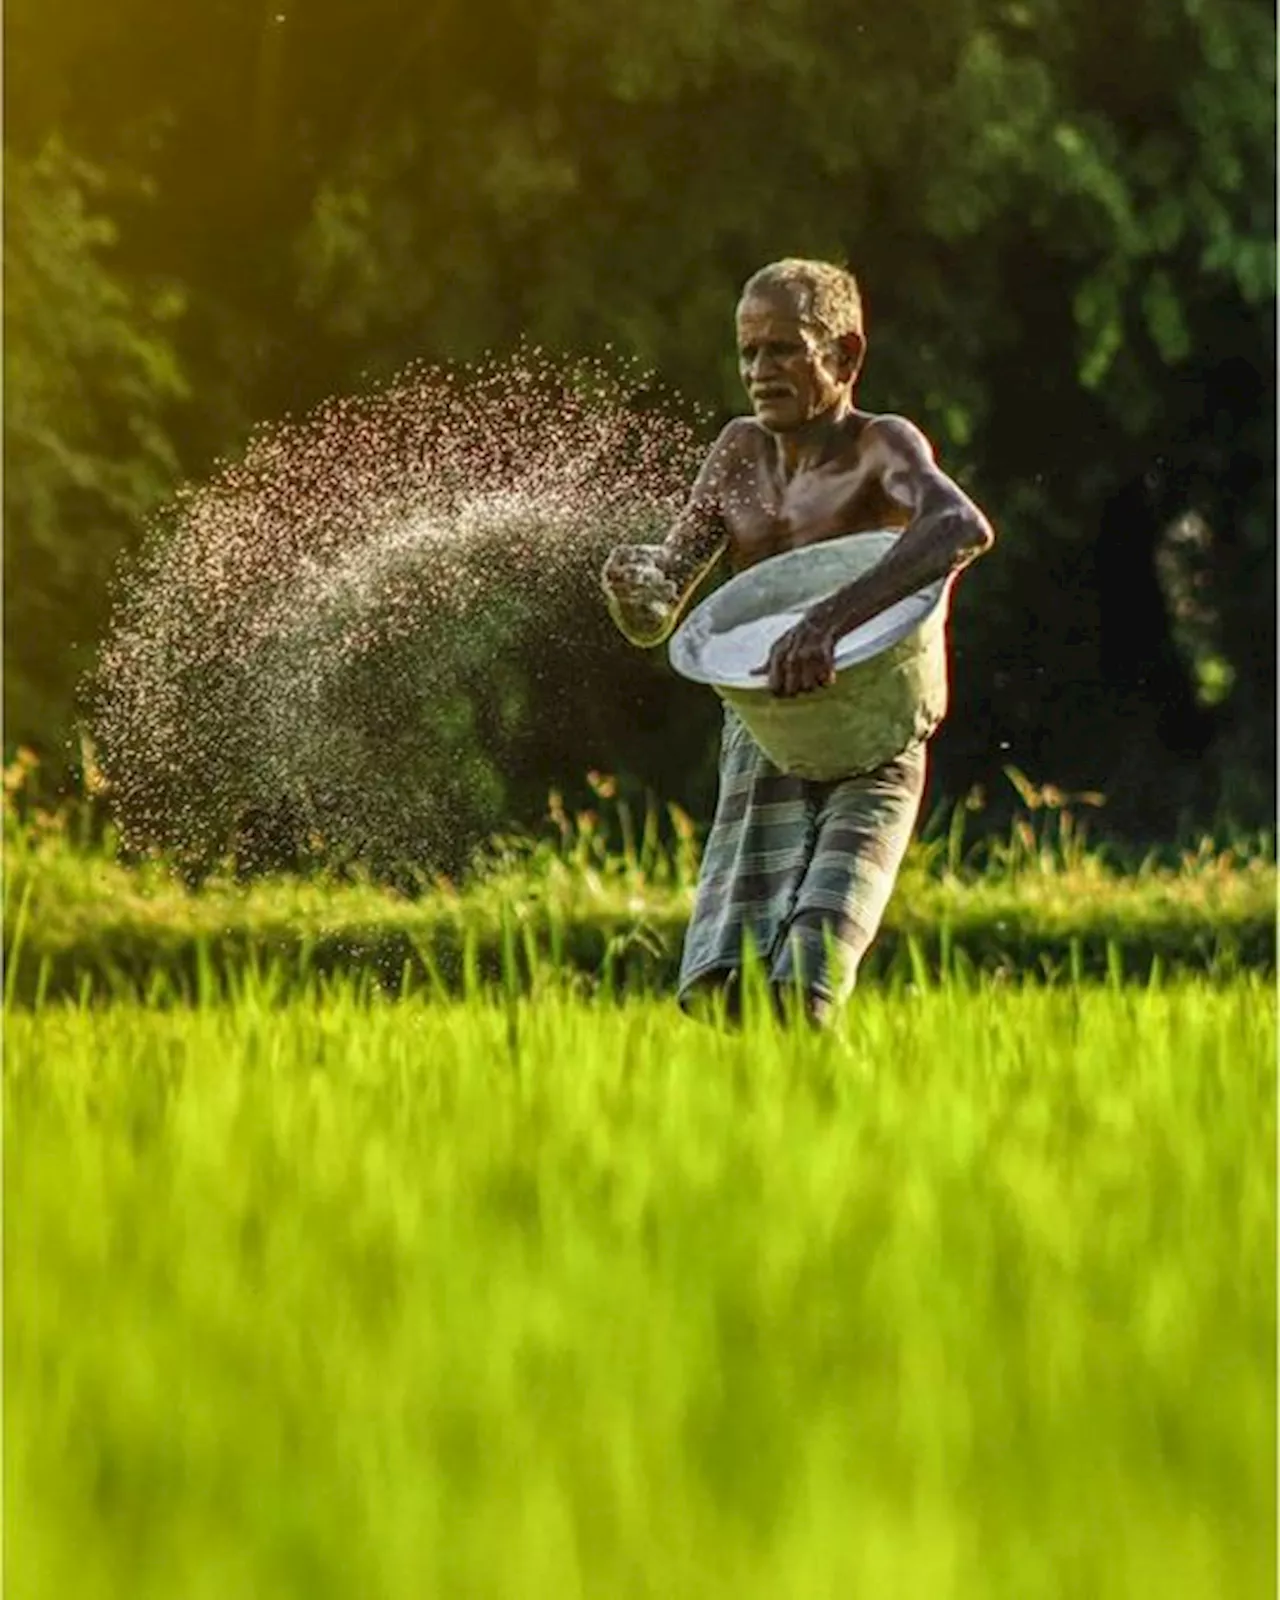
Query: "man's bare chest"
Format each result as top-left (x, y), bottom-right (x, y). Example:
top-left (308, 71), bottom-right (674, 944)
top-left (722, 451), bottom-right (907, 570)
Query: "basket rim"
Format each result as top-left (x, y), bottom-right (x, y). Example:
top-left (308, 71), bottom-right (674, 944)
top-left (668, 530), bottom-right (947, 689)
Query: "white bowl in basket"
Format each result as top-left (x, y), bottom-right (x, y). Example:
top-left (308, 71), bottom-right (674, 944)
top-left (668, 530), bottom-right (951, 780)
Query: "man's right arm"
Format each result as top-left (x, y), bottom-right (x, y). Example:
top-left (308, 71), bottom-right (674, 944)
top-left (601, 423), bottom-right (742, 647)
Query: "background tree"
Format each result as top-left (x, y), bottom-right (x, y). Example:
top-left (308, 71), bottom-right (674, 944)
top-left (4, 138), bottom-right (188, 754)
top-left (5, 0), bottom-right (1274, 853)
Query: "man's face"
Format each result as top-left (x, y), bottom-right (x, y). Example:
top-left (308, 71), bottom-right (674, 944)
top-left (736, 292), bottom-right (860, 433)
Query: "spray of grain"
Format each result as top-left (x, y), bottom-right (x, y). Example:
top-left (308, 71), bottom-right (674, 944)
top-left (91, 350), bottom-right (709, 874)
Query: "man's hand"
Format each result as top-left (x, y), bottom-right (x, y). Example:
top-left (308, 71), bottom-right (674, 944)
top-left (754, 608), bottom-right (839, 698)
top-left (601, 544), bottom-right (680, 642)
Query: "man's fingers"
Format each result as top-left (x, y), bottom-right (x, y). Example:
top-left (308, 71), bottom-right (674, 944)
top-left (606, 543), bottom-right (647, 565)
top-left (604, 567), bottom-right (677, 609)
top-left (768, 639), bottom-right (793, 697)
top-left (757, 634), bottom-right (835, 696)
top-left (795, 654), bottom-right (834, 696)
top-left (756, 631), bottom-right (837, 697)
top-left (605, 544), bottom-right (666, 580)
top-left (752, 640), bottom-right (779, 685)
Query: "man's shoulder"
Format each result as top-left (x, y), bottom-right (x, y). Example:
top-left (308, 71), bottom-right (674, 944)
top-left (711, 416), bottom-right (767, 456)
top-left (852, 411), bottom-right (937, 463)
top-left (694, 416), bottom-right (767, 489)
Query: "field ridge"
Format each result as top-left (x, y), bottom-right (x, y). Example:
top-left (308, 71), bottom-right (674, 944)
top-left (7, 826), bottom-right (1274, 1005)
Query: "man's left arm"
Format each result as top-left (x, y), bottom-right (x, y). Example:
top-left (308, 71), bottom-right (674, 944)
top-left (761, 418), bottom-right (995, 697)
top-left (823, 417), bottom-right (994, 636)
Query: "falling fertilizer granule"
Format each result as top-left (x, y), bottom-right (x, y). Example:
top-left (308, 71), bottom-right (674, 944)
top-left (91, 352), bottom-right (707, 875)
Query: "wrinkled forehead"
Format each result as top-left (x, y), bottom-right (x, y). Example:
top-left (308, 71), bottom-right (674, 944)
top-left (735, 292), bottom-right (818, 345)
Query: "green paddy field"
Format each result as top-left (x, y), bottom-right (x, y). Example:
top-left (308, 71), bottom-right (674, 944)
top-left (7, 960), bottom-right (1275, 1598)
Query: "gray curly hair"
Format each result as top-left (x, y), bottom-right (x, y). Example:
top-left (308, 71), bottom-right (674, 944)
top-left (740, 258), bottom-right (864, 344)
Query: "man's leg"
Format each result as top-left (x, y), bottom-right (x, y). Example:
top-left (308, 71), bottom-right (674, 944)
top-left (676, 709), bottom-right (812, 1020)
top-left (768, 743), bottom-right (928, 1025)
top-left (678, 967), bottom-right (743, 1025)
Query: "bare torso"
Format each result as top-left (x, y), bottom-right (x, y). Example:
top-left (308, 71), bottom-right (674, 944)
top-left (711, 412), bottom-right (911, 573)
top-left (602, 401), bottom-right (993, 694)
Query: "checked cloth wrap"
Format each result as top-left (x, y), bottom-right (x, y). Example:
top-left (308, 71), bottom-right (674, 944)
top-left (677, 708), bottom-right (926, 1011)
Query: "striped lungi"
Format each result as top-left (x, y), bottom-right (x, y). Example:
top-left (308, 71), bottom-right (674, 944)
top-left (677, 708), bottom-right (927, 1012)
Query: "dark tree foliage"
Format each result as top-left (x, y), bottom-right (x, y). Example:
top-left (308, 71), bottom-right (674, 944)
top-left (5, 0), bottom-right (1274, 851)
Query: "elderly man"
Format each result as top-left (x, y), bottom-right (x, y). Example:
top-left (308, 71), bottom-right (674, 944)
top-left (602, 258), bottom-right (994, 1025)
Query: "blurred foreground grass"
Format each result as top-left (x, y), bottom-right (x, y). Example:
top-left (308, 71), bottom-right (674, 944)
top-left (7, 976), bottom-right (1275, 1598)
